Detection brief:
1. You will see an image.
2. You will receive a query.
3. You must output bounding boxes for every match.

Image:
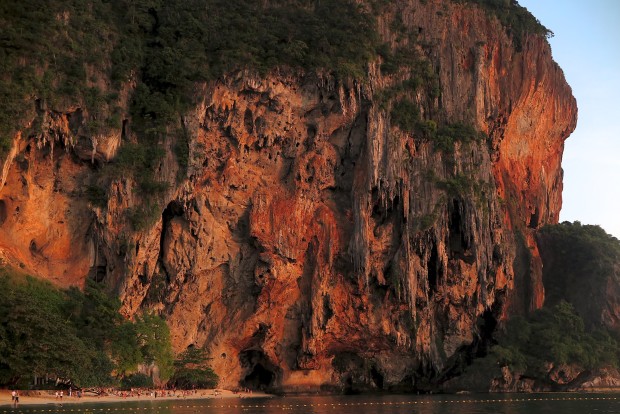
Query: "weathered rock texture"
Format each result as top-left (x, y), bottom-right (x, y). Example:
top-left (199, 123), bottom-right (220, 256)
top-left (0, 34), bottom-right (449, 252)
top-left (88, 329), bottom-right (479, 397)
top-left (0, 0), bottom-right (576, 392)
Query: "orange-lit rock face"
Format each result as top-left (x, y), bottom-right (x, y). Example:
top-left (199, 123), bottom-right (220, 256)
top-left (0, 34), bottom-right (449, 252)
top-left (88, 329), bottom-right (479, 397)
top-left (0, 135), bottom-right (93, 288)
top-left (402, 5), bottom-right (577, 315)
top-left (0, 1), bottom-right (577, 393)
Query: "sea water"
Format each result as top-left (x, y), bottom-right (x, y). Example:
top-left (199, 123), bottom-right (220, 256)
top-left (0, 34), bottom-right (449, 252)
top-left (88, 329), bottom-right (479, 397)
top-left (3, 393), bottom-right (620, 414)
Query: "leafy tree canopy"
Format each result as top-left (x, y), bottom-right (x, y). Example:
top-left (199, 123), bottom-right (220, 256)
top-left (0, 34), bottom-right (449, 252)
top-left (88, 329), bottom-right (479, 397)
top-left (490, 301), bottom-right (619, 376)
top-left (0, 270), bottom-right (176, 388)
top-left (169, 347), bottom-right (219, 390)
top-left (537, 221), bottom-right (620, 329)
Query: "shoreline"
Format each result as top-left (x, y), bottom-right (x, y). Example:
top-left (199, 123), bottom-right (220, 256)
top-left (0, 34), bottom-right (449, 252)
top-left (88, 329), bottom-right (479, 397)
top-left (0, 389), bottom-right (272, 407)
top-left (3, 387), bottom-right (620, 407)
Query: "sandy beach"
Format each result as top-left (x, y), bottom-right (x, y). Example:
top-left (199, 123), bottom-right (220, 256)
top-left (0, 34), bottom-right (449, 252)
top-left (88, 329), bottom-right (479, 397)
top-left (0, 388), bottom-right (272, 407)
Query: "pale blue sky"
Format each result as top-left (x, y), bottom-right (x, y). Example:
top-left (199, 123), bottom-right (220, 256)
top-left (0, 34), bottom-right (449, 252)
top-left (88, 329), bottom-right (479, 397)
top-left (518, 0), bottom-right (620, 238)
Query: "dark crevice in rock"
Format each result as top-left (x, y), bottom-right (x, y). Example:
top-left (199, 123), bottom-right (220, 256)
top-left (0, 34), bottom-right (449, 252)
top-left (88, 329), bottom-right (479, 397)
top-left (153, 200), bottom-right (185, 298)
top-left (232, 205), bottom-right (251, 241)
top-left (427, 241), bottom-right (439, 294)
top-left (159, 200), bottom-right (184, 256)
top-left (244, 363), bottom-right (274, 391)
top-left (306, 124), bottom-right (317, 150)
top-left (0, 200), bottom-right (6, 225)
top-left (121, 119), bottom-right (129, 140)
top-left (343, 376), bottom-right (356, 394)
top-left (449, 198), bottom-right (471, 254)
top-left (371, 188), bottom-right (400, 227)
top-left (88, 237), bottom-right (108, 284)
top-left (244, 108), bottom-right (254, 134)
top-left (251, 323), bottom-right (270, 342)
top-left (436, 298), bottom-right (503, 387)
top-left (224, 125), bottom-right (239, 148)
top-left (322, 294), bottom-right (333, 328)
top-left (413, 361), bottom-right (440, 393)
top-left (449, 199), bottom-right (464, 253)
top-left (529, 207), bottom-right (540, 229)
top-left (476, 307), bottom-right (499, 357)
top-left (68, 109), bottom-right (83, 136)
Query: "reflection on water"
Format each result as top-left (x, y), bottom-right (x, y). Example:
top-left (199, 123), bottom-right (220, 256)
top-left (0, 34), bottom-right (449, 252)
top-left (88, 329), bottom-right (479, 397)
top-left (2, 393), bottom-right (620, 414)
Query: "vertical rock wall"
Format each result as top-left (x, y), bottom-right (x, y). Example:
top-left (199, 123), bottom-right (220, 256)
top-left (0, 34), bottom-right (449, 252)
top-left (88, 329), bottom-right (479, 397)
top-left (0, 0), bottom-right (576, 392)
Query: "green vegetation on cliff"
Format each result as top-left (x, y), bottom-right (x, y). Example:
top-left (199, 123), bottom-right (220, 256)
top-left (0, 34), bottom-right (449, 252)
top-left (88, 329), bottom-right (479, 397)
top-left (0, 0), bottom-right (379, 152)
top-left (464, 222), bottom-right (620, 386)
top-left (453, 0), bottom-right (552, 49)
top-left (0, 0), bottom-right (550, 149)
top-left (0, 271), bottom-right (204, 389)
top-left (537, 221), bottom-right (620, 328)
top-left (490, 301), bottom-right (619, 376)
top-left (169, 347), bottom-right (219, 389)
top-left (1, 0), bottom-right (553, 232)
top-left (1, 0), bottom-right (382, 224)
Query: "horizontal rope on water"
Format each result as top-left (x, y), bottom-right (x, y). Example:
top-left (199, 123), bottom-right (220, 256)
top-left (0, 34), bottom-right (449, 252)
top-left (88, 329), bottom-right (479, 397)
top-left (2, 396), bottom-right (618, 413)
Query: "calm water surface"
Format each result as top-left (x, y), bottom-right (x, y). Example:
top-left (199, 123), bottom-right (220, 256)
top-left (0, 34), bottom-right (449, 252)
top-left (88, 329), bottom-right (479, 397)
top-left (3, 393), bottom-right (620, 414)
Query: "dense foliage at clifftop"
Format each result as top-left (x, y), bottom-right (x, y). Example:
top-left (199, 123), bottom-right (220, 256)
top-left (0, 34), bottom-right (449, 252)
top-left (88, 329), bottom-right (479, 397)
top-left (0, 0), bottom-right (378, 152)
top-left (1, 0), bottom-right (551, 151)
top-left (453, 0), bottom-right (552, 49)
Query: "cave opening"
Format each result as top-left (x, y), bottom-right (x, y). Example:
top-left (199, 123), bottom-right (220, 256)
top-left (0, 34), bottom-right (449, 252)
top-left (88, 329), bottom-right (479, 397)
top-left (370, 366), bottom-right (384, 390)
top-left (159, 201), bottom-right (185, 253)
top-left (343, 376), bottom-right (355, 394)
top-left (162, 200), bottom-right (185, 222)
top-left (93, 263), bottom-right (107, 283)
top-left (239, 350), bottom-right (278, 391)
top-left (244, 363), bottom-right (274, 390)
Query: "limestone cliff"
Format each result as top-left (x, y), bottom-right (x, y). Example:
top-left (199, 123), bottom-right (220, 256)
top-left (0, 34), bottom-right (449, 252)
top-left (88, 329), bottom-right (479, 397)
top-left (0, 0), bottom-right (576, 392)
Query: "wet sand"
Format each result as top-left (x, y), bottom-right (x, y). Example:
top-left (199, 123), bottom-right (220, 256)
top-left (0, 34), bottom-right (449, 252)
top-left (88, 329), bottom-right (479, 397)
top-left (0, 389), bottom-right (271, 407)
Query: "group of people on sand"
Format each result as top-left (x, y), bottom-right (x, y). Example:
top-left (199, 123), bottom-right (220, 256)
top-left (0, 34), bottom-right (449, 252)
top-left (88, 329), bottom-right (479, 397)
top-left (10, 390), bottom-right (19, 406)
top-left (100, 388), bottom-right (201, 399)
top-left (54, 390), bottom-right (64, 399)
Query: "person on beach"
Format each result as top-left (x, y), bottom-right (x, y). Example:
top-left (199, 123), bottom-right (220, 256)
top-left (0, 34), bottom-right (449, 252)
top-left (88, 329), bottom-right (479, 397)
top-left (60, 390), bottom-right (63, 400)
top-left (11, 390), bottom-right (16, 403)
top-left (14, 391), bottom-right (19, 407)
